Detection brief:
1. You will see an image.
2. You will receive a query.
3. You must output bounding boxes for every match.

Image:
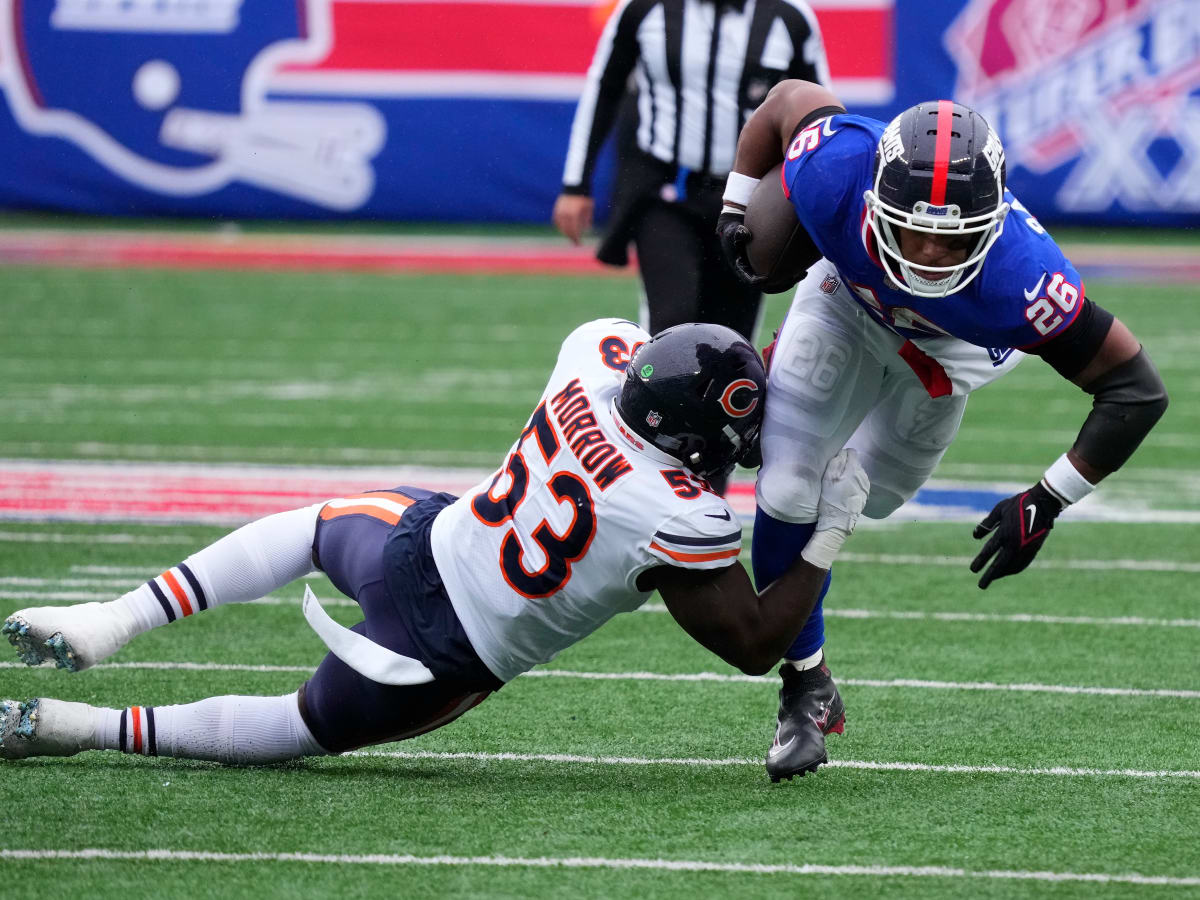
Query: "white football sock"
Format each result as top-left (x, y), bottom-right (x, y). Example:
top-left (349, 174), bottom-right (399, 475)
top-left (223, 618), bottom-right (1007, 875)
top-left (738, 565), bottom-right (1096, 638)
top-left (110, 503), bottom-right (324, 635)
top-left (102, 693), bottom-right (328, 763)
top-left (786, 648), bottom-right (825, 672)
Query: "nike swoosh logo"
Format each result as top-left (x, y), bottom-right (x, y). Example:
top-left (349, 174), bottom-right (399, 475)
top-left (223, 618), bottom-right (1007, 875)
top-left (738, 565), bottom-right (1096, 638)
top-left (809, 704), bottom-right (832, 730)
top-left (705, 510), bottom-right (732, 521)
top-left (768, 734), bottom-right (796, 759)
top-left (1025, 503), bottom-right (1037, 530)
top-left (1023, 272), bottom-right (1047, 302)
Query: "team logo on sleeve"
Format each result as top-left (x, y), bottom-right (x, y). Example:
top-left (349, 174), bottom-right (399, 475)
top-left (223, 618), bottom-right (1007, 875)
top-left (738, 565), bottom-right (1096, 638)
top-left (0, 0), bottom-right (385, 210)
top-left (719, 379), bottom-right (760, 417)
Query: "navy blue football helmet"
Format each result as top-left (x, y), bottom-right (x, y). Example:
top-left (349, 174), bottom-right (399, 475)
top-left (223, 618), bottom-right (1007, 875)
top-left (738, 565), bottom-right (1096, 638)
top-left (616, 323), bottom-right (765, 478)
top-left (864, 100), bottom-right (1010, 298)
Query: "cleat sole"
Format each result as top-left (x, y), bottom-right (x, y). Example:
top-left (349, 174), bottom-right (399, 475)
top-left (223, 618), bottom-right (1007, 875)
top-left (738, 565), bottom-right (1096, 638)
top-left (45, 634), bottom-right (80, 672)
top-left (16, 699), bottom-right (40, 737)
top-left (4, 618), bottom-right (45, 667)
top-left (768, 752), bottom-right (829, 783)
top-left (3, 617), bottom-right (80, 671)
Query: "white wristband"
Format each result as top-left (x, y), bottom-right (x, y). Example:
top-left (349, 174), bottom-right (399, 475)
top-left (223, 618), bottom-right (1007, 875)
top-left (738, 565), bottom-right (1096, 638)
top-left (1041, 453), bottom-right (1095, 506)
top-left (722, 172), bottom-right (760, 207)
top-left (800, 528), bottom-right (847, 571)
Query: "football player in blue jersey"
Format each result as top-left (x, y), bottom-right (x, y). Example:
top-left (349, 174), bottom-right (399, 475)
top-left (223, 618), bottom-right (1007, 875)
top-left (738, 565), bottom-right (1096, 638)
top-left (715, 80), bottom-right (1169, 782)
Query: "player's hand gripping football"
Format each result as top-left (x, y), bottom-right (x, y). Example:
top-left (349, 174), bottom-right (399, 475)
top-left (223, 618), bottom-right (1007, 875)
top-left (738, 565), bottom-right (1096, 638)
top-left (716, 210), bottom-right (767, 287)
top-left (970, 482), bottom-right (1064, 589)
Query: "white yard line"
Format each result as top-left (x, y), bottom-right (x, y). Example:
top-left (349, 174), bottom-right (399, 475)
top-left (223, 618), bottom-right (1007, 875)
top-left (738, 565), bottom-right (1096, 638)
top-left (7, 578), bottom-right (1198, 629)
top-left (354, 748), bottom-right (1200, 780)
top-left (0, 849), bottom-right (1195, 886)
top-left (0, 532), bottom-right (207, 545)
top-left (638, 603), bottom-right (1200, 629)
top-left (1, 660), bottom-right (1195, 699)
top-left (521, 669), bottom-right (1200, 699)
top-left (59, 553), bottom-right (1200, 575)
top-left (836, 552), bottom-right (1200, 574)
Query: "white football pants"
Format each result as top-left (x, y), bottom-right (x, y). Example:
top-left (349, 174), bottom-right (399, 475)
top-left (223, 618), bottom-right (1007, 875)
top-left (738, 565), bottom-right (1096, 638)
top-left (756, 259), bottom-right (1024, 524)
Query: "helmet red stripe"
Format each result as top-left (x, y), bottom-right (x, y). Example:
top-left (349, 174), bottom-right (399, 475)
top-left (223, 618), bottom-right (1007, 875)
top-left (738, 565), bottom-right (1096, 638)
top-left (930, 100), bottom-right (954, 206)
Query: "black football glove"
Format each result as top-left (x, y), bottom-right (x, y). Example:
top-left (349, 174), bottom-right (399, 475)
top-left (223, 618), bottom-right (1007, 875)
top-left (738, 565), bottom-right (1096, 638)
top-left (970, 481), bottom-right (1064, 589)
top-left (716, 210), bottom-right (767, 287)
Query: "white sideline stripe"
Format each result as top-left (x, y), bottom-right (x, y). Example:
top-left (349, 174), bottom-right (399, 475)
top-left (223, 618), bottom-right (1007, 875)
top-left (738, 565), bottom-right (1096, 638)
top-left (0, 660), bottom-right (1195, 699)
top-left (354, 749), bottom-right (1200, 780)
top-left (839, 552), bottom-right (1200, 574)
top-left (0, 849), bottom-right (1195, 885)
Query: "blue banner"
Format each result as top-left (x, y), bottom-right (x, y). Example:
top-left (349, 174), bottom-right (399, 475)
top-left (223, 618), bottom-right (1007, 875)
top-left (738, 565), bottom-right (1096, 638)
top-left (0, 0), bottom-right (1195, 226)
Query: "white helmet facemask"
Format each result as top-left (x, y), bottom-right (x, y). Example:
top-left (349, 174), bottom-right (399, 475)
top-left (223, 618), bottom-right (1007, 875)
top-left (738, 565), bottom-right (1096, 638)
top-left (863, 185), bottom-right (1010, 299)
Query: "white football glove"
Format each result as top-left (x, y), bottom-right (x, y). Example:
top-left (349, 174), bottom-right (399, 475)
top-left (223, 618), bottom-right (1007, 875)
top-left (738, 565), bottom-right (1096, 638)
top-left (801, 449), bottom-right (870, 570)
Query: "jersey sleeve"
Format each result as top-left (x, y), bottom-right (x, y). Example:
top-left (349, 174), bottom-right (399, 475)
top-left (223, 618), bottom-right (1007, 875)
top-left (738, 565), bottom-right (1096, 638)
top-left (555, 318), bottom-right (650, 378)
top-left (647, 501), bottom-right (744, 570)
top-left (780, 115), bottom-right (875, 255)
top-left (979, 200), bottom-right (1087, 350)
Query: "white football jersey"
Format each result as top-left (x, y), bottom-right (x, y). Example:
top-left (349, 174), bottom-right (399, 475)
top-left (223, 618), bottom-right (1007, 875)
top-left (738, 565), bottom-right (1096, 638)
top-left (430, 318), bottom-right (744, 683)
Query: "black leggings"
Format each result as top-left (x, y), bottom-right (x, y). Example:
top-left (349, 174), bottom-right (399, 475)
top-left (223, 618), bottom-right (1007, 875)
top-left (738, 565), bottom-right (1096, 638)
top-left (633, 201), bottom-right (763, 341)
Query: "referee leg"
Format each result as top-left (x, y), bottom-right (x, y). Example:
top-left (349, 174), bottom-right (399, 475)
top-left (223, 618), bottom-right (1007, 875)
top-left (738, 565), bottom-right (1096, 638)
top-left (632, 201), bottom-right (705, 336)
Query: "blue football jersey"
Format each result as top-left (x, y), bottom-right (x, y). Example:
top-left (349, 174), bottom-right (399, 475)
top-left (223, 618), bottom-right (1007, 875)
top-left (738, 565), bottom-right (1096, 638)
top-left (780, 114), bottom-right (1085, 350)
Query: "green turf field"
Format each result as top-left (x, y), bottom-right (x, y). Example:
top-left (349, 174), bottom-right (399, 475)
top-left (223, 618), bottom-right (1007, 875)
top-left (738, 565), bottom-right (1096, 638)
top-left (1, 253), bottom-right (1198, 898)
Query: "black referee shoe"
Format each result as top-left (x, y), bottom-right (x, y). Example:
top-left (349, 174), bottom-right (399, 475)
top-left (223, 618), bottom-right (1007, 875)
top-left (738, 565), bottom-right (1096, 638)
top-left (765, 657), bottom-right (845, 782)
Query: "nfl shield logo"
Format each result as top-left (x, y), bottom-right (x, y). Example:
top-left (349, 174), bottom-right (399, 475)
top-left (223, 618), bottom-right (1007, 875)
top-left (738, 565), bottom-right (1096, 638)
top-left (645, 410), bottom-right (662, 428)
top-left (820, 273), bottom-right (840, 293)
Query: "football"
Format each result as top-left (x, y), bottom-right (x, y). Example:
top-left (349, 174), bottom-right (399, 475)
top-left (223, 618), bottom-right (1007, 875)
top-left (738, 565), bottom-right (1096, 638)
top-left (744, 163), bottom-right (822, 293)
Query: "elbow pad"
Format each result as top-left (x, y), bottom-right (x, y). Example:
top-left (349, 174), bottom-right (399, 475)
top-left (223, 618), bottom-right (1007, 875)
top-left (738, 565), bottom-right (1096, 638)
top-left (1074, 348), bottom-right (1169, 473)
top-left (1035, 299), bottom-right (1114, 379)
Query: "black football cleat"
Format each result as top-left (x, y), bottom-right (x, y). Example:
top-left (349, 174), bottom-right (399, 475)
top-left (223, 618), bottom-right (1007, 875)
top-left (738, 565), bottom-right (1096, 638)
top-left (765, 658), bottom-right (845, 782)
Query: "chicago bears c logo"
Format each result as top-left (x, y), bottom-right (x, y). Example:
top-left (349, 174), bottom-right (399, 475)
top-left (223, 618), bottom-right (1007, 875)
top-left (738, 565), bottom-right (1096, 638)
top-left (719, 379), bottom-right (760, 417)
top-left (0, 0), bottom-right (384, 209)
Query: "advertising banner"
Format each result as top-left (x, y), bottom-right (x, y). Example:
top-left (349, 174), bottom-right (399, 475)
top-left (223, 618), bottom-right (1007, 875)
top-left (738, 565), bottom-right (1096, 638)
top-left (0, 0), bottom-right (1195, 225)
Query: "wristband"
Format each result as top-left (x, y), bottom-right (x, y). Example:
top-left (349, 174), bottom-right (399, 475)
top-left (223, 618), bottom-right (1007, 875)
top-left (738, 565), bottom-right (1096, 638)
top-left (799, 527), bottom-right (847, 571)
top-left (722, 172), bottom-right (760, 207)
top-left (720, 204), bottom-right (746, 217)
top-left (1041, 453), bottom-right (1095, 506)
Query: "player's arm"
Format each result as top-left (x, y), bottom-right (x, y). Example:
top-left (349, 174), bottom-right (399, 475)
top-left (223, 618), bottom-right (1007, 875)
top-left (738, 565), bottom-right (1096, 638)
top-left (730, 79), bottom-right (844, 181)
top-left (970, 301), bottom-right (1169, 589)
top-left (650, 451), bottom-right (867, 675)
top-left (553, 0), bottom-right (644, 244)
top-left (716, 80), bottom-right (843, 284)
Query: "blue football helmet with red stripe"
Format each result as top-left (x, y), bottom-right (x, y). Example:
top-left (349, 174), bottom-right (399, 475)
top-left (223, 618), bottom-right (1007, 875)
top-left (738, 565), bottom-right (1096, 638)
top-left (616, 323), bottom-right (765, 479)
top-left (864, 101), bottom-right (1010, 298)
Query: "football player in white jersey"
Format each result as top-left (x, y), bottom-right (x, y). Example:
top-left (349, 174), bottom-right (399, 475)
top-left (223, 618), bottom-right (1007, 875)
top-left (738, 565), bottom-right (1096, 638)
top-left (2, 319), bottom-right (868, 771)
